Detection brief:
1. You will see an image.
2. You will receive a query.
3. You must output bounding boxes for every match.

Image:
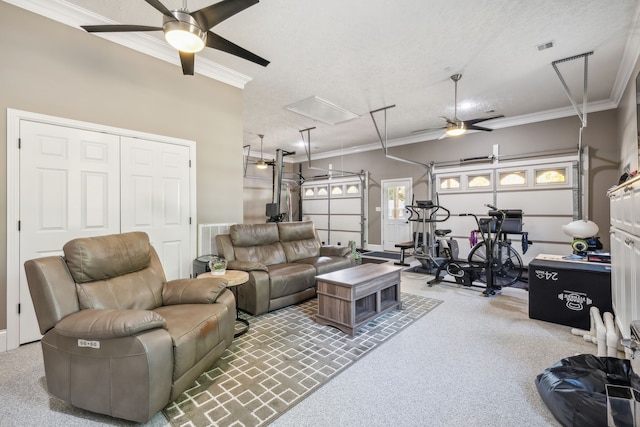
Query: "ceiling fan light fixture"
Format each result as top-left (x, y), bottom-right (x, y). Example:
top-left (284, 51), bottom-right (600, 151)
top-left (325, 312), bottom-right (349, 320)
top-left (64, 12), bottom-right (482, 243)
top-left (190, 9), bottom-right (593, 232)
top-left (256, 134), bottom-right (268, 169)
top-left (163, 12), bottom-right (206, 53)
top-left (446, 121), bottom-right (466, 136)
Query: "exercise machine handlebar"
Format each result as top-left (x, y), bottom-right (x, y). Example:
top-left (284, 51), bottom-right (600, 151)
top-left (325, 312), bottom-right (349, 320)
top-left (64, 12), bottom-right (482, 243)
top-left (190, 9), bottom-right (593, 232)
top-left (405, 203), bottom-right (450, 223)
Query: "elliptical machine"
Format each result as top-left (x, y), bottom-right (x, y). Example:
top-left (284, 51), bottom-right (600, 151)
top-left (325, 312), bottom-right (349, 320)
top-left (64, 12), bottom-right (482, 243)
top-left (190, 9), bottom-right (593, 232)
top-left (404, 199), bottom-right (459, 275)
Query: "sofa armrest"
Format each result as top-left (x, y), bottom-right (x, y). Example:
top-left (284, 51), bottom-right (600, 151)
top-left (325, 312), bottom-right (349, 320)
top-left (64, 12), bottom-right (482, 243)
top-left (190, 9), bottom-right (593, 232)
top-left (162, 278), bottom-right (228, 305)
top-left (227, 260), bottom-right (268, 272)
top-left (55, 309), bottom-right (166, 339)
top-left (320, 245), bottom-right (351, 257)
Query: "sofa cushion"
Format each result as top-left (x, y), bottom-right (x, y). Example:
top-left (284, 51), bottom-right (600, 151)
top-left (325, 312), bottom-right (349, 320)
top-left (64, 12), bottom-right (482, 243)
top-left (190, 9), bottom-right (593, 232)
top-left (76, 264), bottom-right (165, 310)
top-left (234, 243), bottom-right (288, 266)
top-left (227, 260), bottom-right (268, 271)
top-left (229, 223), bottom-right (288, 265)
top-left (64, 232), bottom-right (151, 283)
top-left (281, 239), bottom-right (321, 262)
top-left (296, 256), bottom-right (354, 275)
top-left (277, 221), bottom-right (317, 241)
top-left (230, 223), bottom-right (279, 247)
top-left (278, 221), bottom-right (321, 262)
top-left (266, 263), bottom-right (316, 299)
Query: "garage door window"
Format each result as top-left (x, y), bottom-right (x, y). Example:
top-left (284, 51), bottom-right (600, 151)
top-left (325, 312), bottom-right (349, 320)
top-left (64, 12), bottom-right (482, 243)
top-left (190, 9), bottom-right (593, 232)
top-left (499, 171), bottom-right (526, 186)
top-left (535, 168), bottom-right (567, 185)
top-left (468, 174), bottom-right (491, 188)
top-left (440, 176), bottom-right (460, 190)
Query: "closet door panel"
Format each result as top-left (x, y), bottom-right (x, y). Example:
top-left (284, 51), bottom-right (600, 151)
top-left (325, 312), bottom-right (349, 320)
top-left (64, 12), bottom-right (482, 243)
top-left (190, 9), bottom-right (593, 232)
top-left (121, 137), bottom-right (191, 281)
top-left (19, 120), bottom-right (120, 344)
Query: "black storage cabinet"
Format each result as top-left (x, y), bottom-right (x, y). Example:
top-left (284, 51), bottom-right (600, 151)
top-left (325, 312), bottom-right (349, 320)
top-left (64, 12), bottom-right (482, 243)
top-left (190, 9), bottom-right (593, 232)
top-left (528, 256), bottom-right (612, 329)
top-left (193, 255), bottom-right (214, 277)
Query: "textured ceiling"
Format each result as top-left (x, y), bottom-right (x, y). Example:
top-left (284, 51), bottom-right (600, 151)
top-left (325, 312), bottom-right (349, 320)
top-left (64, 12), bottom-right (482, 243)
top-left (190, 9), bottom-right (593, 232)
top-left (11, 0), bottom-right (640, 161)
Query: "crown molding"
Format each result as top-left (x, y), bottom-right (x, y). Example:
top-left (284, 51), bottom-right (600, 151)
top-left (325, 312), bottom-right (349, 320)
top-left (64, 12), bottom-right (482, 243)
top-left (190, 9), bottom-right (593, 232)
top-left (288, 100), bottom-right (618, 163)
top-left (4, 0), bottom-right (253, 88)
top-left (610, 0), bottom-right (640, 106)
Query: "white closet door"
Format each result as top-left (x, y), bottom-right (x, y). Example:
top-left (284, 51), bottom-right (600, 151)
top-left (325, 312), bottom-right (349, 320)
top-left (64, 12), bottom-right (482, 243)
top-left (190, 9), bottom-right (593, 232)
top-left (120, 137), bottom-right (191, 280)
top-left (19, 120), bottom-right (120, 344)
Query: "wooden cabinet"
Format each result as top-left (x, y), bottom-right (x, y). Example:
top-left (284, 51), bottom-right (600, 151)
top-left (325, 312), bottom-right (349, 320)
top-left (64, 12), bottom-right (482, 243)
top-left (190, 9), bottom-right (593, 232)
top-left (609, 175), bottom-right (640, 338)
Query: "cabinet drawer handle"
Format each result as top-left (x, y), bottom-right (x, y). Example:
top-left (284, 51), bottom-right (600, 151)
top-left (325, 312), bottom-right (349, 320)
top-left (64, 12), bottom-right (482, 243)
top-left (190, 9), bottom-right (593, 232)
top-left (625, 238), bottom-right (635, 245)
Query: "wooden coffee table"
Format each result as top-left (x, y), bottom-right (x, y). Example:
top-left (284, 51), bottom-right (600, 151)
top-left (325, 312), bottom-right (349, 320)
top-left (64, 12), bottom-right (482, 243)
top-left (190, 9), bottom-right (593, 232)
top-left (315, 263), bottom-right (403, 336)
top-left (198, 270), bottom-right (250, 337)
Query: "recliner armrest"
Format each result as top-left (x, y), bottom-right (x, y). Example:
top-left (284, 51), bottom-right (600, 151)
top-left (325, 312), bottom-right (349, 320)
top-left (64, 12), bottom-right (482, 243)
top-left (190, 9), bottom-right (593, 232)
top-left (162, 278), bottom-right (228, 305)
top-left (320, 245), bottom-right (351, 257)
top-left (55, 309), bottom-right (166, 339)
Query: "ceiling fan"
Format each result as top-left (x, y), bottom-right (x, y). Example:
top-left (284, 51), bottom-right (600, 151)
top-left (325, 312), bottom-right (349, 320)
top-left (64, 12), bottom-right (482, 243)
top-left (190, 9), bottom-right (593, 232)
top-left (414, 74), bottom-right (503, 139)
top-left (243, 134), bottom-right (273, 171)
top-left (81, 0), bottom-right (270, 75)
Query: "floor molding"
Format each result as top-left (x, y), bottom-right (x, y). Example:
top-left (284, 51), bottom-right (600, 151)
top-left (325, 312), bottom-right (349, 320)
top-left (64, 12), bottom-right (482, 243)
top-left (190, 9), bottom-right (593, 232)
top-left (0, 330), bottom-right (7, 352)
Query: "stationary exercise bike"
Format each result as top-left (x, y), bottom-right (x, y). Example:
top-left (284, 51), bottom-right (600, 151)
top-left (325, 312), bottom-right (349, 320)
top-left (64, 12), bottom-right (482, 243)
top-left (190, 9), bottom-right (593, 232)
top-left (467, 207), bottom-right (529, 292)
top-left (428, 204), bottom-right (528, 296)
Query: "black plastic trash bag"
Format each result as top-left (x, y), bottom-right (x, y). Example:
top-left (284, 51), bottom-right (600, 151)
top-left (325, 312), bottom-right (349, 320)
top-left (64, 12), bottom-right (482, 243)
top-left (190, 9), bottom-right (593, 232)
top-left (535, 354), bottom-right (640, 427)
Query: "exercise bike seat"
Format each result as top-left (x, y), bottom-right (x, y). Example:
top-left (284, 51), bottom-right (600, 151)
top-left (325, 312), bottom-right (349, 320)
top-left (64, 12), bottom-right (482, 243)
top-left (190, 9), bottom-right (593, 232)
top-left (435, 229), bottom-right (452, 237)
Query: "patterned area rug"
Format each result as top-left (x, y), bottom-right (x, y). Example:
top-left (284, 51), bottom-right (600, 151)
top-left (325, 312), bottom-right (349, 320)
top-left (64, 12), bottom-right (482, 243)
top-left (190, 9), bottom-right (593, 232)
top-left (163, 293), bottom-right (442, 427)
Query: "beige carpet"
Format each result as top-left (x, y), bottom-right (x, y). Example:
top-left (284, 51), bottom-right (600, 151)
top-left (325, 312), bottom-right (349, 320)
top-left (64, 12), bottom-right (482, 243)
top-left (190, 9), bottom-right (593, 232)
top-left (163, 293), bottom-right (442, 427)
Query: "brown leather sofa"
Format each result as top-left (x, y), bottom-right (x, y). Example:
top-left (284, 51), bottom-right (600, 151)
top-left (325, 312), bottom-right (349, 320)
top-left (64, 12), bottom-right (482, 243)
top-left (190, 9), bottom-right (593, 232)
top-left (216, 221), bottom-right (355, 315)
top-left (24, 232), bottom-right (235, 423)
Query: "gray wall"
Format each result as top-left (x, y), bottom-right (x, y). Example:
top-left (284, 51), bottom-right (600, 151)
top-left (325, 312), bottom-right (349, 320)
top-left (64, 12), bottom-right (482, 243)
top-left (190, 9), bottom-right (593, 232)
top-left (243, 156), bottom-right (299, 224)
top-left (0, 3), bottom-right (245, 330)
top-left (298, 110), bottom-right (621, 249)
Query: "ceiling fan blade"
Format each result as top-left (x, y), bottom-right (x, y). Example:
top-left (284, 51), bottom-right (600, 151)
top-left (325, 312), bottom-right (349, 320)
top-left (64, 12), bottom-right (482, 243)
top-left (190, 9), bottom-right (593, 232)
top-left (81, 25), bottom-right (162, 33)
top-left (144, 0), bottom-right (175, 18)
top-left (192, 0), bottom-right (259, 31)
top-left (179, 51), bottom-right (195, 75)
top-left (206, 31), bottom-right (269, 66)
top-left (464, 115), bottom-right (505, 126)
top-left (411, 126), bottom-right (445, 134)
top-left (467, 125), bottom-right (494, 132)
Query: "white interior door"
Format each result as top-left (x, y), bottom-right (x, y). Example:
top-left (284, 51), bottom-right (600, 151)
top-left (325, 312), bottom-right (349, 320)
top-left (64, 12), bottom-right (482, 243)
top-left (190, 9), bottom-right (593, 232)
top-left (382, 178), bottom-right (412, 251)
top-left (121, 137), bottom-right (191, 280)
top-left (19, 121), bottom-right (120, 344)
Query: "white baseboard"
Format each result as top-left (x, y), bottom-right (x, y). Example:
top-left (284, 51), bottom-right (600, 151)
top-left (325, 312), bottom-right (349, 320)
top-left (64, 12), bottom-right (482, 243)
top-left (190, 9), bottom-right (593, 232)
top-left (0, 330), bottom-right (7, 352)
top-left (365, 244), bottom-right (383, 252)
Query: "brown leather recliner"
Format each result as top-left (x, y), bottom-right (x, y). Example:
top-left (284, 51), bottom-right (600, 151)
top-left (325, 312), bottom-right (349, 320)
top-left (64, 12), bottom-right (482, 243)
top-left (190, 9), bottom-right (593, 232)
top-left (24, 231), bottom-right (235, 423)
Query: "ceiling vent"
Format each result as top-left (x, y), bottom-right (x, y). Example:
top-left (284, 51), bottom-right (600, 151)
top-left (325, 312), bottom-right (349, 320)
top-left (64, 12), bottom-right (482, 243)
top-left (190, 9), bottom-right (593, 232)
top-left (285, 96), bottom-right (360, 125)
top-left (537, 41), bottom-right (555, 52)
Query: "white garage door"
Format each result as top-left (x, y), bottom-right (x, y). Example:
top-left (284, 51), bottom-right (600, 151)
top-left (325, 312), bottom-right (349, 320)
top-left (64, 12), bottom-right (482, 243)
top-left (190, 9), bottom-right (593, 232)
top-left (433, 156), bottom-right (580, 265)
top-left (301, 175), bottom-right (368, 248)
